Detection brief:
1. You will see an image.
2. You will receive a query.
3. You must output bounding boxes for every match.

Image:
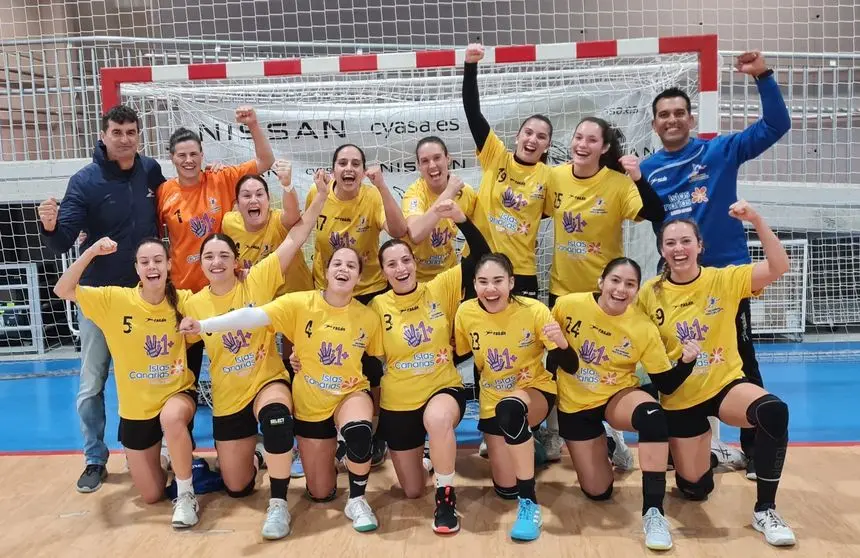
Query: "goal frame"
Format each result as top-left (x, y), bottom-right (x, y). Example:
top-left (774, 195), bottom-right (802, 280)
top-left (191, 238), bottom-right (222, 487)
top-left (99, 34), bottom-right (720, 139)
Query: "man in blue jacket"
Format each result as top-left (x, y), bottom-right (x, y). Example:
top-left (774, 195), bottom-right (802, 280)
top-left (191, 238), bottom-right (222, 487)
top-left (39, 105), bottom-right (167, 493)
top-left (641, 51), bottom-right (791, 480)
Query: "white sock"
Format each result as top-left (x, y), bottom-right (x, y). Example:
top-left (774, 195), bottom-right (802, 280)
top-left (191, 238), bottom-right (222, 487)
top-left (435, 471), bottom-right (455, 488)
top-left (708, 416), bottom-right (721, 441)
top-left (546, 407), bottom-right (559, 433)
top-left (176, 476), bottom-right (194, 496)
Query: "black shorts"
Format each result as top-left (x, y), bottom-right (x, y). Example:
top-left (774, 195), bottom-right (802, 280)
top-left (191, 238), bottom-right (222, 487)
top-left (294, 389), bottom-right (372, 440)
top-left (513, 274), bottom-right (539, 300)
top-left (118, 390), bottom-right (197, 451)
top-left (477, 389), bottom-right (556, 436)
top-left (212, 379), bottom-right (290, 442)
top-left (664, 378), bottom-right (749, 438)
top-left (557, 388), bottom-right (644, 442)
top-left (378, 387), bottom-right (468, 451)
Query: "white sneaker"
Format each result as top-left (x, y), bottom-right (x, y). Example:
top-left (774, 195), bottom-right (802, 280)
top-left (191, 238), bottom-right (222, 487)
top-left (605, 424), bottom-right (634, 471)
top-left (710, 439), bottom-right (746, 471)
top-left (422, 440), bottom-right (433, 473)
top-left (256, 434), bottom-right (268, 470)
top-left (643, 507), bottom-right (673, 550)
top-left (261, 498), bottom-right (291, 540)
top-left (171, 491), bottom-right (199, 529)
top-left (478, 439), bottom-right (489, 458)
top-left (534, 427), bottom-right (564, 462)
top-left (344, 496), bottom-right (378, 532)
top-left (753, 508), bottom-right (796, 546)
top-left (160, 444), bottom-right (171, 472)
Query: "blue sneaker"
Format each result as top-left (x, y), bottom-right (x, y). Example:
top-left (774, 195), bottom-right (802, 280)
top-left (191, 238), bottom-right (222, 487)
top-left (290, 447), bottom-right (304, 479)
top-left (510, 497), bottom-right (542, 541)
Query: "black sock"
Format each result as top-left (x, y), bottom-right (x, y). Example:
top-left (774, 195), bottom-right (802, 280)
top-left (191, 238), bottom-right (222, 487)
top-left (348, 470), bottom-right (370, 499)
top-left (753, 430), bottom-right (787, 512)
top-left (641, 471), bottom-right (666, 515)
top-left (517, 477), bottom-right (537, 504)
top-left (607, 435), bottom-right (617, 460)
top-left (710, 452), bottom-right (718, 470)
top-left (270, 476), bottom-right (290, 501)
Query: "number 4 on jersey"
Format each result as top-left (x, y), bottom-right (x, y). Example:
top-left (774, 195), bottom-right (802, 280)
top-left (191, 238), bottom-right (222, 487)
top-left (304, 320), bottom-right (313, 338)
top-left (564, 317), bottom-right (581, 337)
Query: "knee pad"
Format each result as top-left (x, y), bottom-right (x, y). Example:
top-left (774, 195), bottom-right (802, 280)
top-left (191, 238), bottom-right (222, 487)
top-left (582, 483), bottom-right (614, 501)
top-left (493, 481), bottom-right (519, 500)
top-left (631, 401), bottom-right (668, 443)
top-left (341, 420), bottom-right (373, 464)
top-left (746, 394), bottom-right (788, 440)
top-left (495, 397), bottom-right (532, 446)
top-left (306, 486), bottom-right (338, 503)
top-left (675, 468), bottom-right (714, 501)
top-left (258, 403), bottom-right (294, 455)
top-left (225, 476), bottom-right (256, 498)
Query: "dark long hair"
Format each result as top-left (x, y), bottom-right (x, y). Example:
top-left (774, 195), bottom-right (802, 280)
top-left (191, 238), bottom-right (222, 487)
top-left (474, 252), bottom-right (522, 304)
top-left (601, 257), bottom-right (642, 285)
top-left (378, 238), bottom-right (414, 270)
top-left (518, 114), bottom-right (554, 163)
top-left (575, 116), bottom-right (626, 174)
top-left (135, 238), bottom-right (183, 327)
top-left (654, 218), bottom-right (702, 292)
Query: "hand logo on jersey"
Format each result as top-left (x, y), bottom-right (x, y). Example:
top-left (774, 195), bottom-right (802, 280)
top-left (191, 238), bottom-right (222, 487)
top-left (486, 348), bottom-right (517, 372)
top-left (562, 211), bottom-right (587, 234)
top-left (318, 341), bottom-right (349, 366)
top-left (189, 213), bottom-right (215, 239)
top-left (675, 319), bottom-right (708, 343)
top-left (579, 340), bottom-right (609, 365)
top-left (222, 329), bottom-right (253, 354)
top-left (242, 259), bottom-right (254, 270)
top-left (430, 227), bottom-right (453, 248)
top-left (329, 231), bottom-right (357, 250)
top-left (403, 321), bottom-right (434, 348)
top-left (501, 188), bottom-right (528, 211)
top-left (143, 334), bottom-right (173, 358)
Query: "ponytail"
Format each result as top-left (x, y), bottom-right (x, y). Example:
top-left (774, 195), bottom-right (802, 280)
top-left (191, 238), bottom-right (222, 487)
top-left (164, 278), bottom-right (183, 329)
top-left (652, 260), bottom-right (671, 294)
top-left (576, 116), bottom-right (625, 173)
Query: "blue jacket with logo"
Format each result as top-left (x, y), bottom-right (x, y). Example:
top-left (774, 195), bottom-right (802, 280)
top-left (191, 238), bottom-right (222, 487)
top-left (40, 141), bottom-right (167, 287)
top-left (640, 74), bottom-right (791, 267)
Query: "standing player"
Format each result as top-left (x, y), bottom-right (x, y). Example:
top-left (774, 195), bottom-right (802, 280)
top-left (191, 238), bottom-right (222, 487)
top-left (637, 201), bottom-right (796, 547)
top-left (539, 116), bottom-right (665, 463)
top-left (157, 106), bottom-right (275, 378)
top-left (54, 237), bottom-right (199, 529)
top-left (306, 145), bottom-right (408, 465)
top-left (401, 136), bottom-right (478, 281)
top-left (454, 253), bottom-right (578, 542)
top-left (641, 51), bottom-right (791, 478)
top-left (193, 247), bottom-right (385, 533)
top-left (38, 105), bottom-right (167, 493)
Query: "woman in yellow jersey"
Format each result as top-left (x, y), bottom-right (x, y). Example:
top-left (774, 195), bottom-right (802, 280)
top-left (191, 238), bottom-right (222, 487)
top-left (462, 43), bottom-right (554, 299)
top-left (539, 116), bottom-right (665, 465)
top-left (552, 257), bottom-right (701, 551)
top-left (637, 201), bottom-right (795, 547)
top-left (305, 144), bottom-right (408, 465)
top-left (192, 246), bottom-right (385, 533)
top-left (371, 199), bottom-right (490, 534)
top-left (453, 254), bottom-right (578, 542)
top-left (54, 237), bottom-right (199, 530)
top-left (177, 175), bottom-right (327, 540)
top-left (401, 136), bottom-right (478, 281)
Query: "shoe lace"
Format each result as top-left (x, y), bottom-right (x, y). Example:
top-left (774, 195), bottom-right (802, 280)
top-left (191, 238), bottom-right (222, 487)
top-left (84, 464), bottom-right (102, 475)
top-left (172, 491), bottom-right (194, 509)
top-left (762, 509), bottom-right (787, 529)
top-left (351, 497), bottom-right (373, 518)
top-left (516, 499), bottom-right (538, 522)
top-left (644, 510), bottom-right (670, 536)
top-left (267, 500), bottom-right (287, 520)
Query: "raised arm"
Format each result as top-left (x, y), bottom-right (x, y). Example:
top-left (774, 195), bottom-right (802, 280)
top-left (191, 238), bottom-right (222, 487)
top-left (39, 177), bottom-right (88, 255)
top-left (729, 200), bottom-right (789, 292)
top-left (180, 306), bottom-right (271, 336)
top-left (53, 237), bottom-right (117, 301)
top-left (272, 168), bottom-right (329, 273)
top-left (647, 340), bottom-right (700, 395)
top-left (619, 155), bottom-right (665, 222)
top-left (406, 175), bottom-right (465, 244)
top-left (273, 159), bottom-right (301, 229)
top-left (235, 106), bottom-right (276, 173)
top-left (462, 43), bottom-right (491, 151)
top-left (366, 166), bottom-right (408, 238)
top-left (432, 198), bottom-right (491, 293)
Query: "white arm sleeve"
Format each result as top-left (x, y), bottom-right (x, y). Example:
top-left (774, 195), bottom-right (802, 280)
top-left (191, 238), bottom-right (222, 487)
top-left (199, 307), bottom-right (271, 333)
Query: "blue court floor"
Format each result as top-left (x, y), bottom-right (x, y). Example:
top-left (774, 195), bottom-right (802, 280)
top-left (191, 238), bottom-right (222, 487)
top-left (1, 342), bottom-right (859, 453)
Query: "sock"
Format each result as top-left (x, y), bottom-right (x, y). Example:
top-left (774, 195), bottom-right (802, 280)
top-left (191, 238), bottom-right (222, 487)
top-left (435, 471), bottom-right (455, 488)
top-left (255, 450), bottom-right (265, 472)
top-left (270, 476), bottom-right (290, 501)
top-left (371, 415), bottom-right (379, 433)
top-left (708, 416), bottom-right (721, 441)
top-left (517, 477), bottom-right (537, 504)
top-left (641, 471), bottom-right (666, 515)
top-left (176, 476), bottom-right (194, 496)
top-left (546, 407), bottom-right (559, 434)
top-left (348, 470), bottom-right (370, 499)
top-left (607, 435), bottom-right (617, 461)
top-left (753, 429), bottom-right (787, 512)
top-left (710, 452), bottom-right (719, 470)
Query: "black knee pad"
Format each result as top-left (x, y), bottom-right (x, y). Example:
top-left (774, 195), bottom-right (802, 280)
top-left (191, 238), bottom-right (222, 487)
top-left (631, 401), bottom-right (668, 443)
top-left (341, 420), bottom-right (373, 464)
top-left (495, 397), bottom-right (532, 445)
top-left (675, 468), bottom-right (714, 501)
top-left (258, 402), bottom-right (294, 455)
top-left (306, 486), bottom-right (338, 503)
top-left (582, 483), bottom-right (614, 501)
top-left (746, 394), bottom-right (788, 440)
top-left (493, 481), bottom-right (518, 500)
top-left (225, 476), bottom-right (256, 498)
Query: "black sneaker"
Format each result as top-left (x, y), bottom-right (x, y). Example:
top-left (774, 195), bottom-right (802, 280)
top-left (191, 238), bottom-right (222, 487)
top-left (371, 435), bottom-right (387, 468)
top-left (433, 486), bottom-right (459, 534)
top-left (76, 464), bottom-right (107, 493)
top-left (746, 458), bottom-right (757, 481)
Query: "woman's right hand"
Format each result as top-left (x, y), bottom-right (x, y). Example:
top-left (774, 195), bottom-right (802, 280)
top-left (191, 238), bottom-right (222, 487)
top-left (313, 168), bottom-right (331, 198)
top-left (289, 350), bottom-right (302, 373)
top-left (87, 237), bottom-right (117, 257)
top-left (465, 43), bottom-right (484, 63)
top-left (680, 339), bottom-right (701, 364)
top-left (178, 316), bottom-right (202, 335)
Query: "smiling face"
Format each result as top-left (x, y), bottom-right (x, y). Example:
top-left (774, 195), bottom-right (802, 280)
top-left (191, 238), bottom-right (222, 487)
top-left (200, 237), bottom-right (238, 286)
top-left (660, 221), bottom-right (703, 278)
top-left (380, 242), bottom-right (417, 294)
top-left (515, 117), bottom-right (552, 164)
top-left (170, 139), bottom-right (204, 182)
top-left (236, 177), bottom-right (270, 230)
top-left (652, 96), bottom-right (695, 151)
top-left (474, 260), bottom-right (514, 313)
top-left (597, 262), bottom-right (640, 315)
top-left (417, 140), bottom-right (450, 191)
top-left (571, 120), bottom-right (609, 171)
top-left (135, 241), bottom-right (170, 292)
top-left (332, 145), bottom-right (366, 196)
top-left (326, 247), bottom-right (362, 294)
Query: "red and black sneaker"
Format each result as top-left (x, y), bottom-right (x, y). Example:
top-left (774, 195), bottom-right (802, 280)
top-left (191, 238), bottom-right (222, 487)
top-left (433, 486), bottom-right (460, 534)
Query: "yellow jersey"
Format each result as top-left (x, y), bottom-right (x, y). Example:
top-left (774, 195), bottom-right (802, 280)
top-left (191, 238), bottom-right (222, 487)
top-left (454, 297), bottom-right (557, 419)
top-left (184, 254), bottom-right (289, 416)
top-left (543, 165), bottom-right (643, 297)
top-left (75, 285), bottom-right (195, 421)
top-left (551, 292), bottom-right (670, 413)
top-left (401, 178), bottom-right (478, 282)
top-left (470, 130), bottom-right (553, 276)
top-left (262, 290), bottom-right (383, 422)
top-left (305, 183), bottom-right (388, 296)
top-left (637, 265), bottom-right (755, 410)
top-left (369, 265), bottom-right (464, 411)
top-left (222, 208), bottom-right (313, 296)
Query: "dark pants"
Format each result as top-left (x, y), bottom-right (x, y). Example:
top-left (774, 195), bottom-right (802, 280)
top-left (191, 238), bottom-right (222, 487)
top-left (735, 297), bottom-right (763, 458)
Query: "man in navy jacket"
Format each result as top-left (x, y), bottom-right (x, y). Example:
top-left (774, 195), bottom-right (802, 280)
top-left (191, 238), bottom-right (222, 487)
top-left (641, 51), bottom-right (791, 480)
top-left (39, 105), bottom-right (167, 493)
